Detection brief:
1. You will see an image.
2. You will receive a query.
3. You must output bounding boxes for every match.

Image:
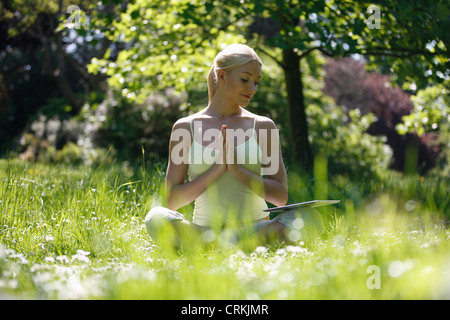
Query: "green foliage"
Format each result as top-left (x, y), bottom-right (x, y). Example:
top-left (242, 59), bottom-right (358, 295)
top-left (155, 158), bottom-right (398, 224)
top-left (84, 0), bottom-right (449, 107)
top-left (396, 84), bottom-right (449, 137)
top-left (91, 88), bottom-right (188, 162)
top-left (308, 101), bottom-right (392, 179)
top-left (396, 84), bottom-right (450, 177)
top-left (81, 0), bottom-right (448, 169)
top-left (356, 0), bottom-right (449, 89)
top-left (37, 97), bottom-right (74, 119)
top-left (14, 111), bottom-right (113, 166)
top-left (301, 54), bottom-right (392, 179)
top-left (87, 0), bottom-right (248, 104)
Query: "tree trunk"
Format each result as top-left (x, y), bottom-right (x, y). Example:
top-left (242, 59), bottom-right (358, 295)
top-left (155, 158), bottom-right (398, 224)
top-left (55, 31), bottom-right (83, 115)
top-left (282, 48), bottom-right (312, 171)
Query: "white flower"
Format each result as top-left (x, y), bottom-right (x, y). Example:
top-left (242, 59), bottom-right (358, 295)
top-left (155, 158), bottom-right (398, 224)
top-left (45, 257), bottom-right (56, 263)
top-left (255, 246), bottom-right (268, 255)
top-left (56, 255), bottom-right (70, 264)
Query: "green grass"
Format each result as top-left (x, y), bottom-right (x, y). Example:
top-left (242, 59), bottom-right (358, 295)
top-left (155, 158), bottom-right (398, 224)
top-left (1, 159), bottom-right (449, 300)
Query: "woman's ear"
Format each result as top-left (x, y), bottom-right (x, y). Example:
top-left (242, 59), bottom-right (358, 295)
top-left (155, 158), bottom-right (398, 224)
top-left (217, 69), bottom-right (226, 85)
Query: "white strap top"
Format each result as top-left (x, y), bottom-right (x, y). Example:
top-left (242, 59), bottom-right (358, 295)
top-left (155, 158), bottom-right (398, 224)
top-left (187, 117), bottom-right (268, 227)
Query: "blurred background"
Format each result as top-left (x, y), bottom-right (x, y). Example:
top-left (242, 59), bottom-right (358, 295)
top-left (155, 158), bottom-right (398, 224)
top-left (0, 0), bottom-right (448, 179)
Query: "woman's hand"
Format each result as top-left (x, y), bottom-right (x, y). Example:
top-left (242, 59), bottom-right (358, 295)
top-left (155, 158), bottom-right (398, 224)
top-left (215, 125), bottom-right (227, 175)
top-left (224, 117), bottom-right (288, 207)
top-left (225, 131), bottom-right (240, 175)
top-left (216, 124), bottom-right (241, 175)
top-left (215, 124), bottom-right (241, 175)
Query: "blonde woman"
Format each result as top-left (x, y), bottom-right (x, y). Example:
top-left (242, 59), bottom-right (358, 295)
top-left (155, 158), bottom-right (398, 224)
top-left (145, 44), bottom-right (322, 249)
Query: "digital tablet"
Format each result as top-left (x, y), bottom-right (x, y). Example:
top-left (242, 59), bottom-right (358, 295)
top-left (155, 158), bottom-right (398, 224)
top-left (263, 200), bottom-right (340, 212)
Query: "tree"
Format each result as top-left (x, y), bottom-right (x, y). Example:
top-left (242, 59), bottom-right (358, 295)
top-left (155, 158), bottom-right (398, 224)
top-left (87, 0), bottom-right (449, 170)
top-left (0, 0), bottom-right (111, 155)
top-left (248, 0), bottom-right (448, 170)
top-left (323, 57), bottom-right (442, 173)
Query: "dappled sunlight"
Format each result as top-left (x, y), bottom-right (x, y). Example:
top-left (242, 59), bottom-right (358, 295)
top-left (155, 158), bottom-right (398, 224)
top-left (1, 0), bottom-right (448, 302)
top-left (1, 160), bottom-right (449, 299)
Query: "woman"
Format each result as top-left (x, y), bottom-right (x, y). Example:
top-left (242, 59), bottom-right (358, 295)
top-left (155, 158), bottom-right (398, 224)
top-left (145, 44), bottom-right (322, 250)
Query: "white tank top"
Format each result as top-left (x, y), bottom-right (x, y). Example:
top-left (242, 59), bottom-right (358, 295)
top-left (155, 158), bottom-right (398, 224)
top-left (187, 117), bottom-right (268, 227)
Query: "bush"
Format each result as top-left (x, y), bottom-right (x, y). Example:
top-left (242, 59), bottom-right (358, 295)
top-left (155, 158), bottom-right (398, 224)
top-left (16, 113), bottom-right (112, 166)
top-left (307, 98), bottom-right (392, 179)
top-left (396, 84), bottom-right (450, 177)
top-left (92, 88), bottom-right (187, 163)
top-left (323, 57), bottom-right (442, 174)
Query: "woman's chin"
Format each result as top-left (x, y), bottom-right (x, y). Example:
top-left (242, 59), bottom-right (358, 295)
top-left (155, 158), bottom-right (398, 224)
top-left (240, 100), bottom-right (250, 107)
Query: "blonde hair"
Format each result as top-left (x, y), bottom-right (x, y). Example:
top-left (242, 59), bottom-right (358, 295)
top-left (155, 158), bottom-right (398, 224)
top-left (207, 44), bottom-right (262, 103)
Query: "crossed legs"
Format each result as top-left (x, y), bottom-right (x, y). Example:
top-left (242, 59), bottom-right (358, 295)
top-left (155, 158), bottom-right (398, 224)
top-left (144, 206), bottom-right (323, 252)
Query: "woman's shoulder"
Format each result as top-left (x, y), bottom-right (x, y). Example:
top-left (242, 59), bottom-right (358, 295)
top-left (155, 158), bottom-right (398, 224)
top-left (252, 113), bottom-right (277, 130)
top-left (241, 109), bottom-right (273, 125)
top-left (172, 112), bottom-right (201, 130)
top-left (172, 117), bottom-right (190, 130)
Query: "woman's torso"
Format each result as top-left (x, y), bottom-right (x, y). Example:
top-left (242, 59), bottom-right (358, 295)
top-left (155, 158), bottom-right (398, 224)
top-left (186, 111), bottom-right (268, 227)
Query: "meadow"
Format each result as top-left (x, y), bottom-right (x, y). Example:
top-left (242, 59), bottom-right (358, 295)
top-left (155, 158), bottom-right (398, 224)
top-left (0, 158), bottom-right (449, 300)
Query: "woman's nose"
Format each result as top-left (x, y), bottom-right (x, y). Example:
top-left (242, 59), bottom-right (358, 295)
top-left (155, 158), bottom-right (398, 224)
top-left (247, 82), bottom-right (257, 92)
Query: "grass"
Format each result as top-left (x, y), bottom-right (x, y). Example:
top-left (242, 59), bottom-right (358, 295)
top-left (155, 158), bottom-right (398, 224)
top-left (0, 158), bottom-right (449, 300)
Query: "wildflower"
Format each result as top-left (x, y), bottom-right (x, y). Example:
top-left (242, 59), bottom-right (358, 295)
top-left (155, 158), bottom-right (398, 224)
top-left (0, 244), bottom-right (6, 259)
top-left (45, 257), bottom-right (56, 263)
top-left (254, 246), bottom-right (268, 255)
top-left (144, 257), bottom-right (154, 264)
top-left (71, 249), bottom-right (91, 264)
top-left (286, 245), bottom-right (309, 255)
top-left (56, 255), bottom-right (70, 264)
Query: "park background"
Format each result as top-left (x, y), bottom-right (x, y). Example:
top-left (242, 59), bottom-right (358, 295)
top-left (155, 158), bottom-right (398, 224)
top-left (0, 0), bottom-right (449, 300)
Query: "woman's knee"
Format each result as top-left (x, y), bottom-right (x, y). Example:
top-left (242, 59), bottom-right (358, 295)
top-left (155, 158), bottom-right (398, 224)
top-left (275, 208), bottom-right (323, 242)
top-left (255, 221), bottom-right (288, 244)
top-left (144, 206), bottom-right (186, 240)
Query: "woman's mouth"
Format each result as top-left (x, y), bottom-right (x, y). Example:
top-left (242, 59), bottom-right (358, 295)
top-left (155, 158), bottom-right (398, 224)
top-left (242, 94), bottom-right (251, 100)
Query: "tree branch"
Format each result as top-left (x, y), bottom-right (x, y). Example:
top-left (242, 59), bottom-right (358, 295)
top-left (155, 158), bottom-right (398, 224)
top-left (361, 47), bottom-right (448, 58)
top-left (255, 46), bottom-right (285, 69)
top-left (298, 45), bottom-right (333, 60)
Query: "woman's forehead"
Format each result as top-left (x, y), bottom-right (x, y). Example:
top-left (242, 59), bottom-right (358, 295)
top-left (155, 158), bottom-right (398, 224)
top-left (234, 61), bottom-right (262, 78)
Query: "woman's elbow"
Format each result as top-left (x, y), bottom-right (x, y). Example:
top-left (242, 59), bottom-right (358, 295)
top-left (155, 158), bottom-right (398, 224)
top-left (165, 187), bottom-right (176, 210)
top-left (279, 190), bottom-right (289, 207)
top-left (271, 188), bottom-right (288, 207)
top-left (166, 195), bottom-right (179, 211)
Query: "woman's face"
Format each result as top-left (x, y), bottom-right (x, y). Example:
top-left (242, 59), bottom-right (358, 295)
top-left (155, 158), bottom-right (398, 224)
top-left (222, 60), bottom-right (262, 107)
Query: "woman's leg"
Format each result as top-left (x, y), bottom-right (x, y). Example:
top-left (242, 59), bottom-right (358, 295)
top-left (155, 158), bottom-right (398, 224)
top-left (254, 207), bottom-right (323, 245)
top-left (252, 221), bottom-right (288, 245)
top-left (144, 206), bottom-right (204, 252)
top-left (144, 207), bottom-right (183, 237)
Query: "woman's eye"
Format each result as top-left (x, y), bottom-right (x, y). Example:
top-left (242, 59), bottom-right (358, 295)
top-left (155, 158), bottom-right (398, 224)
top-left (241, 78), bottom-right (259, 86)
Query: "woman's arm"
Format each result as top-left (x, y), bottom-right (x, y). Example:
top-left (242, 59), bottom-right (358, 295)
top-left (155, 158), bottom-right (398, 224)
top-left (227, 117), bottom-right (288, 207)
top-left (165, 119), bottom-right (226, 211)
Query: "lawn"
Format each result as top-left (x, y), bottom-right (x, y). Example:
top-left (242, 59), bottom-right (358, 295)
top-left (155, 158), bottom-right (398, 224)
top-left (1, 159), bottom-right (449, 300)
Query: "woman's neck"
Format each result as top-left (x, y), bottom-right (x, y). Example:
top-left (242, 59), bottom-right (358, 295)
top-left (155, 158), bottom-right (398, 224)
top-left (206, 91), bottom-right (241, 119)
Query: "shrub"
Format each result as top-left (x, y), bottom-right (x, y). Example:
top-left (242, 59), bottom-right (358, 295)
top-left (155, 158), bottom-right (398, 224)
top-left (323, 57), bottom-right (442, 174)
top-left (16, 113), bottom-right (112, 166)
top-left (92, 88), bottom-right (187, 163)
top-left (396, 84), bottom-right (450, 177)
top-left (307, 99), bottom-right (392, 179)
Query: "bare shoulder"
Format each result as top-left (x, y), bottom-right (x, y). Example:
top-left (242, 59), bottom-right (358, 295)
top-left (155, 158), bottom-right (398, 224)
top-left (254, 114), bottom-right (277, 130)
top-left (173, 109), bottom-right (210, 129)
top-left (172, 115), bottom-right (194, 132)
top-left (239, 109), bottom-right (275, 128)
